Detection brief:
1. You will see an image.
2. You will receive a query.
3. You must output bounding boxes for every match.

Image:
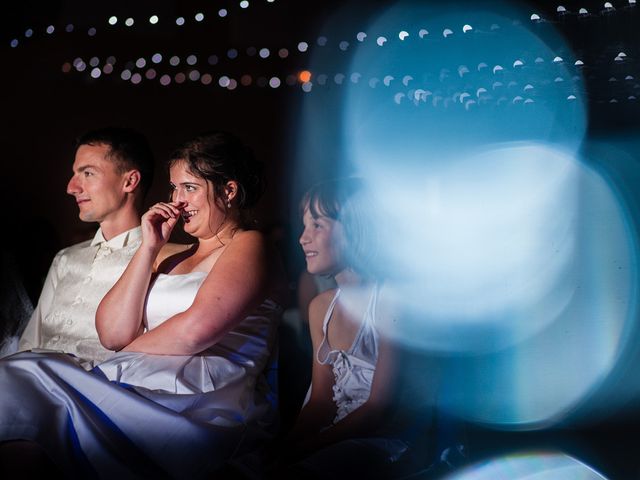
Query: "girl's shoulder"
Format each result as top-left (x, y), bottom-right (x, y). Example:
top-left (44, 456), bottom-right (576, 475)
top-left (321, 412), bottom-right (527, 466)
top-left (308, 288), bottom-right (339, 327)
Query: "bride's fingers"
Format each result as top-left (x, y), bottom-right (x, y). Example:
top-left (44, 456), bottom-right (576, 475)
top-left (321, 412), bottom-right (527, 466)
top-left (147, 202), bottom-right (182, 219)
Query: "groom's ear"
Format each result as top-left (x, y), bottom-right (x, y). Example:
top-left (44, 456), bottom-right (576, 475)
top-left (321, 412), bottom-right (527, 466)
top-left (123, 170), bottom-right (141, 193)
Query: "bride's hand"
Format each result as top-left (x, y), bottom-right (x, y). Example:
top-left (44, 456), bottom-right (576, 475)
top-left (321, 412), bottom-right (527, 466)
top-left (141, 201), bottom-right (185, 249)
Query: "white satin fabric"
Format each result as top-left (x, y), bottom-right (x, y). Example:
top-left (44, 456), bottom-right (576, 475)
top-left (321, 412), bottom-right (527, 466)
top-left (0, 271), bottom-right (281, 479)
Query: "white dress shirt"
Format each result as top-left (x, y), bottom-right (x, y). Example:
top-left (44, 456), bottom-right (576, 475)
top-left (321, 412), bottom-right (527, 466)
top-left (19, 226), bottom-right (142, 366)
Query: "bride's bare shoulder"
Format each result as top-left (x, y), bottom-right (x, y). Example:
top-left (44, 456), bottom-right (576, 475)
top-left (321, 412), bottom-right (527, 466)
top-left (154, 243), bottom-right (193, 270)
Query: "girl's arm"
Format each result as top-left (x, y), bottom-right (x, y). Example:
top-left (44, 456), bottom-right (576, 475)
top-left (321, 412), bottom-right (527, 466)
top-left (96, 202), bottom-right (182, 350)
top-left (286, 291), bottom-right (339, 440)
top-left (121, 230), bottom-right (270, 355)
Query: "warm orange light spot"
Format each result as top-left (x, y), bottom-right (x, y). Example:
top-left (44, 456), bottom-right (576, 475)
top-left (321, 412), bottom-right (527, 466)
top-left (299, 70), bottom-right (312, 83)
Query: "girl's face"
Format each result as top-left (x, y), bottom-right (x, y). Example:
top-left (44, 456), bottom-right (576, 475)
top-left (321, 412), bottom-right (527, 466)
top-left (169, 160), bottom-right (224, 239)
top-left (299, 203), bottom-right (346, 276)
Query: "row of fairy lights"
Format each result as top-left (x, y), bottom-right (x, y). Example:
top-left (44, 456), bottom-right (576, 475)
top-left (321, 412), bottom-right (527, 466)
top-left (8, 0), bottom-right (638, 49)
top-left (7, 0), bottom-right (638, 103)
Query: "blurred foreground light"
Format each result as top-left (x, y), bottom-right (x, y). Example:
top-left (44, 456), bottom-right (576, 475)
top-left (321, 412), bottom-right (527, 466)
top-left (149, 15), bottom-right (159, 25)
top-left (443, 451), bottom-right (608, 480)
top-left (296, 0), bottom-right (637, 430)
top-left (108, 16), bottom-right (117, 26)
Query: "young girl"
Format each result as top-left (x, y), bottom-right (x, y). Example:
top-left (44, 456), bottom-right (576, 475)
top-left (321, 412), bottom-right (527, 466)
top-left (273, 177), bottom-right (433, 478)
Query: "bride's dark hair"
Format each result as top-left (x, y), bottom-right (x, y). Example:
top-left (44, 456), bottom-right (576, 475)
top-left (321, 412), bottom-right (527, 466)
top-left (169, 131), bottom-right (266, 212)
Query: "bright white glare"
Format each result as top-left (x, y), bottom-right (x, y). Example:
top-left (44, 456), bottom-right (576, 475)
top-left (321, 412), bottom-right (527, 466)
top-left (259, 48), bottom-right (270, 58)
top-left (218, 75), bottom-right (230, 87)
top-left (90, 68), bottom-right (101, 78)
top-left (380, 145), bottom-right (579, 327)
top-left (195, 13), bottom-right (204, 22)
top-left (125, 18), bottom-right (134, 27)
top-left (152, 53), bottom-right (162, 63)
top-left (176, 17), bottom-right (185, 26)
top-left (298, 42), bottom-right (309, 52)
top-left (149, 15), bottom-right (159, 25)
top-left (108, 16), bottom-right (117, 25)
top-left (443, 452), bottom-right (608, 480)
top-left (240, 1), bottom-right (249, 8)
top-left (218, 9), bottom-right (228, 18)
top-left (357, 32), bottom-right (367, 41)
top-left (399, 30), bottom-right (409, 40)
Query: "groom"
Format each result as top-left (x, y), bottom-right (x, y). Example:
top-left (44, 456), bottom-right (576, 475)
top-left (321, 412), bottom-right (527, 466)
top-left (18, 127), bottom-right (154, 366)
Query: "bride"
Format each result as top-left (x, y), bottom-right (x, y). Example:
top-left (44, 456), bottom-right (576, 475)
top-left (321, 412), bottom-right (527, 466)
top-left (0, 131), bottom-right (285, 479)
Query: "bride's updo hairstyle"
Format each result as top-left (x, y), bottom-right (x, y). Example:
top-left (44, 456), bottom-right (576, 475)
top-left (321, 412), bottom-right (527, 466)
top-left (169, 131), bottom-right (266, 219)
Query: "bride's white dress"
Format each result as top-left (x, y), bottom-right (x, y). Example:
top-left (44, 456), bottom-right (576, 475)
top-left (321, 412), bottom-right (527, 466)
top-left (0, 272), bottom-right (281, 479)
